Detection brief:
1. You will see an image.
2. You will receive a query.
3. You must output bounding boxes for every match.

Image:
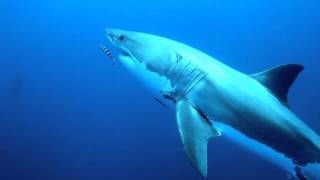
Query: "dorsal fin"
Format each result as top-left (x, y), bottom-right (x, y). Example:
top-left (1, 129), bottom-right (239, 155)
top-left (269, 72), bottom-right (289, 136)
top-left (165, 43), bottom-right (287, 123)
top-left (251, 64), bottom-right (304, 106)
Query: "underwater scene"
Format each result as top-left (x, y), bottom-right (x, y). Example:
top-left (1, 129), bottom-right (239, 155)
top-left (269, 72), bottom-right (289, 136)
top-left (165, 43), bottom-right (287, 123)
top-left (1, 0), bottom-right (320, 179)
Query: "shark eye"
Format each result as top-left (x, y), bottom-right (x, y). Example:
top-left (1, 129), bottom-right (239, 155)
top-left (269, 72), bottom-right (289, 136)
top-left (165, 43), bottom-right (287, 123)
top-left (118, 35), bottom-right (126, 42)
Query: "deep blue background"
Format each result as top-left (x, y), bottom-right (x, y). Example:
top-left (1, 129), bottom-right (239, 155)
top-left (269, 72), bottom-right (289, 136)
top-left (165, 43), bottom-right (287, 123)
top-left (1, 0), bottom-right (319, 179)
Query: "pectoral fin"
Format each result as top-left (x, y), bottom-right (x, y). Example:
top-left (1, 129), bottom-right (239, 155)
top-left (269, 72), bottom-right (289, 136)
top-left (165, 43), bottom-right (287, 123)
top-left (176, 99), bottom-right (220, 177)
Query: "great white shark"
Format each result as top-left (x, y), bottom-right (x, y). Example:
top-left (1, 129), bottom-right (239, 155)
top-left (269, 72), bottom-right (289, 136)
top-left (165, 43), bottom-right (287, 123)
top-left (105, 29), bottom-right (320, 179)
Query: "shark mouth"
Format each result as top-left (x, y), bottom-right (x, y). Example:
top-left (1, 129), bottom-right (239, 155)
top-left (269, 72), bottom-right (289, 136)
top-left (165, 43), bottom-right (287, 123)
top-left (116, 46), bottom-right (140, 64)
top-left (118, 47), bottom-right (133, 59)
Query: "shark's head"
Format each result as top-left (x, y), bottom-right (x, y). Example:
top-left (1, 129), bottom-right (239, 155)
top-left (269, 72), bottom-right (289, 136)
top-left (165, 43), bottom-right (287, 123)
top-left (106, 29), bottom-right (175, 74)
top-left (106, 29), bottom-right (180, 101)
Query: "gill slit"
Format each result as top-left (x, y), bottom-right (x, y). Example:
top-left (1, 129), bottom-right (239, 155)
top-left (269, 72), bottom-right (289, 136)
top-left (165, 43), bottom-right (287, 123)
top-left (173, 62), bottom-right (191, 85)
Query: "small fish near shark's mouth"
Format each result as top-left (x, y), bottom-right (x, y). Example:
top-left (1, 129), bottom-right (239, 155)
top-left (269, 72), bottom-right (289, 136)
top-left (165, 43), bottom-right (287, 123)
top-left (101, 47), bottom-right (136, 69)
top-left (100, 45), bottom-right (117, 64)
top-left (101, 37), bottom-right (134, 64)
top-left (100, 44), bottom-right (134, 65)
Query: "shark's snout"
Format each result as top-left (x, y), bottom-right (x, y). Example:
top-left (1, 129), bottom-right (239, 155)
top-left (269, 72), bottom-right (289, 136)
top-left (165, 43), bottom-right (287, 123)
top-left (105, 29), bottom-right (117, 43)
top-left (105, 28), bottom-right (128, 44)
top-left (105, 28), bottom-right (134, 59)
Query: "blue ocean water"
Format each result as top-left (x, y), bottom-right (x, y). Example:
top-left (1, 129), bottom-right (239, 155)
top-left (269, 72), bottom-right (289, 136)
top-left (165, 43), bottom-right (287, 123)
top-left (1, 0), bottom-right (320, 179)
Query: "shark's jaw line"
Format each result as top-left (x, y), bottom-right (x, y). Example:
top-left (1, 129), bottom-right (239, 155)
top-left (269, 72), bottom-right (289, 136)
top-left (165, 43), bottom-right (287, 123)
top-left (113, 44), bottom-right (136, 62)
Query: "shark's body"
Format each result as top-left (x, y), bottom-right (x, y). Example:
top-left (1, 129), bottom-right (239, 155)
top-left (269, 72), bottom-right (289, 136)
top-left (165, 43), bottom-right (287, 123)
top-left (105, 29), bottom-right (320, 179)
